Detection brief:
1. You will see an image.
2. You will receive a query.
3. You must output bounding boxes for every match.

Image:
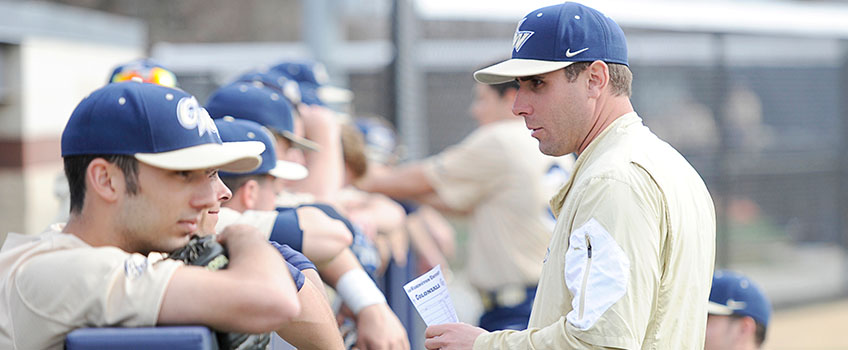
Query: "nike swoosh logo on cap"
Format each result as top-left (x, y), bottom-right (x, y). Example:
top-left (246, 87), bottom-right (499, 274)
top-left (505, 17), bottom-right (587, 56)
top-left (565, 48), bottom-right (589, 57)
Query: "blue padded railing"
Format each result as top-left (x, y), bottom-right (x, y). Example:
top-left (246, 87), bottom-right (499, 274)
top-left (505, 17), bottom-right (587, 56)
top-left (65, 326), bottom-right (219, 350)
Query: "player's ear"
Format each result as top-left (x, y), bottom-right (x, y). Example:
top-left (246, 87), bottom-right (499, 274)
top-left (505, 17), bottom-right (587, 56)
top-left (86, 158), bottom-right (122, 204)
top-left (738, 316), bottom-right (757, 338)
top-left (586, 60), bottom-right (609, 99)
top-left (240, 179), bottom-right (260, 210)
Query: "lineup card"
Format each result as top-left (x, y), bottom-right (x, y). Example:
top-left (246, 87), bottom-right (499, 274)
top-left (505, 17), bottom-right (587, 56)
top-left (403, 265), bottom-right (458, 326)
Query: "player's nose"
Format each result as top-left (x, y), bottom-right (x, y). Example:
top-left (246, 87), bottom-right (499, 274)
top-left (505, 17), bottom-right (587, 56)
top-left (213, 176), bottom-right (232, 202)
top-left (191, 176), bottom-right (224, 209)
top-left (512, 88), bottom-right (532, 117)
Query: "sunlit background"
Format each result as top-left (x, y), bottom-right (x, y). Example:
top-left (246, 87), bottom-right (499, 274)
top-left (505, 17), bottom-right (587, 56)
top-left (1, 0), bottom-right (847, 348)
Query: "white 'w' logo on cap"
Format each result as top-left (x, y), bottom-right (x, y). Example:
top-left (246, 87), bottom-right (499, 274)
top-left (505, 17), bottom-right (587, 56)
top-left (513, 18), bottom-right (534, 52)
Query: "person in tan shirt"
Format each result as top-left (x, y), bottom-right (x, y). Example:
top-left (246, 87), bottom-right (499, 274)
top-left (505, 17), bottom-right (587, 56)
top-left (357, 79), bottom-right (572, 331)
top-left (0, 82), bottom-right (300, 349)
top-left (425, 2), bottom-right (715, 349)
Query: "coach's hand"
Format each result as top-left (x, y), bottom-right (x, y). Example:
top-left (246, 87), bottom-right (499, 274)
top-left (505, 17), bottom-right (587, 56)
top-left (355, 303), bottom-right (410, 350)
top-left (424, 323), bottom-right (486, 350)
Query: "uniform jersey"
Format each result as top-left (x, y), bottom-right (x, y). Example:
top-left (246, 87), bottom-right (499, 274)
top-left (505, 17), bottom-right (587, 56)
top-left (474, 113), bottom-right (716, 349)
top-left (0, 225), bottom-right (182, 349)
top-left (423, 118), bottom-right (573, 291)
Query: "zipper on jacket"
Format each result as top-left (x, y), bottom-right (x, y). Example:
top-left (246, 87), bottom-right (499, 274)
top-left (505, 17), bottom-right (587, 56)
top-left (578, 233), bottom-right (592, 320)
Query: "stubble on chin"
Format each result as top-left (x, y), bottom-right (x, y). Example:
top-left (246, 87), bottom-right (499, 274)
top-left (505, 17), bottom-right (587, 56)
top-left (536, 139), bottom-right (565, 157)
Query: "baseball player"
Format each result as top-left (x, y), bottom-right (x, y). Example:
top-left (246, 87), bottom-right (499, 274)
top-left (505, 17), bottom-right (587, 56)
top-left (425, 2), bottom-right (715, 349)
top-left (52, 58), bottom-right (180, 225)
top-left (705, 270), bottom-right (772, 350)
top-left (269, 61), bottom-right (349, 202)
top-left (338, 122), bottom-right (411, 268)
top-left (357, 77), bottom-right (573, 331)
top-left (211, 117), bottom-right (345, 350)
top-left (0, 81), bottom-right (300, 349)
top-left (205, 82), bottom-right (411, 350)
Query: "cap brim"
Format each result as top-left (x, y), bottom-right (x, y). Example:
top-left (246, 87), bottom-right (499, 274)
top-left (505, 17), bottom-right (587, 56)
top-left (281, 130), bottom-right (321, 152)
top-left (317, 86), bottom-right (354, 103)
top-left (269, 160), bottom-right (309, 181)
top-left (135, 141), bottom-right (265, 173)
top-left (473, 59), bottom-right (576, 84)
top-left (707, 301), bottom-right (735, 316)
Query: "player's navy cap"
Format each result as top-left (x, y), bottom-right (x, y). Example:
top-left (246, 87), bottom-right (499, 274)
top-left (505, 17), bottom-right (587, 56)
top-left (236, 70), bottom-right (302, 105)
top-left (271, 61), bottom-right (353, 104)
top-left (206, 82), bottom-right (319, 151)
top-left (708, 270), bottom-right (772, 327)
top-left (61, 82), bottom-right (264, 173)
top-left (109, 58), bottom-right (178, 87)
top-left (474, 2), bottom-right (628, 84)
top-left (297, 82), bottom-right (327, 106)
top-left (355, 117), bottom-right (398, 165)
top-left (271, 61), bottom-right (332, 87)
top-left (215, 117), bottom-right (308, 180)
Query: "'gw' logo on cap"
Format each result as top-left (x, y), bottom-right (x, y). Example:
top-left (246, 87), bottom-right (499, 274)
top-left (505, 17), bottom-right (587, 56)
top-left (177, 96), bottom-right (219, 137)
top-left (513, 17), bottom-right (534, 52)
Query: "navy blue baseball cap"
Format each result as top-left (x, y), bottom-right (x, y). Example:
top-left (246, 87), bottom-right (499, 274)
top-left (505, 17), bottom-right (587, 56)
top-left (474, 2), bottom-right (628, 84)
top-left (271, 61), bottom-right (353, 105)
top-left (61, 82), bottom-right (264, 172)
top-left (271, 61), bottom-right (329, 87)
top-left (215, 117), bottom-right (308, 180)
top-left (355, 116), bottom-right (399, 165)
top-left (709, 270), bottom-right (772, 327)
top-left (297, 82), bottom-right (326, 106)
top-left (235, 70), bottom-right (302, 105)
top-left (205, 82), bottom-right (319, 151)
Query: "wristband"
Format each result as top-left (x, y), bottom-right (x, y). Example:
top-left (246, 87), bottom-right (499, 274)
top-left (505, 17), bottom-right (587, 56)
top-left (335, 269), bottom-right (386, 314)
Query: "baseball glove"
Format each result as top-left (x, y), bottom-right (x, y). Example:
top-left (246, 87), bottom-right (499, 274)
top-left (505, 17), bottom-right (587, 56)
top-left (169, 235), bottom-right (271, 350)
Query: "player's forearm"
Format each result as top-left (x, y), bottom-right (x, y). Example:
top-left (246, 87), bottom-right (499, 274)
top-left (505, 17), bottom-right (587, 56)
top-left (302, 268), bottom-right (329, 300)
top-left (222, 229), bottom-right (301, 325)
top-left (275, 278), bottom-right (344, 350)
top-left (319, 249), bottom-right (388, 315)
top-left (357, 163), bottom-right (434, 199)
top-left (346, 195), bottom-right (407, 235)
top-left (298, 145), bottom-right (344, 201)
top-left (317, 248), bottom-right (361, 285)
top-left (295, 107), bottom-right (344, 200)
top-left (473, 320), bottom-right (624, 350)
top-left (157, 229), bottom-right (299, 332)
top-left (158, 264), bottom-right (299, 333)
top-left (365, 195), bottom-right (407, 232)
top-left (412, 192), bottom-right (466, 214)
top-left (299, 207), bottom-right (353, 265)
top-left (227, 231), bottom-right (293, 284)
top-left (406, 217), bottom-right (450, 270)
top-left (417, 206), bottom-right (457, 258)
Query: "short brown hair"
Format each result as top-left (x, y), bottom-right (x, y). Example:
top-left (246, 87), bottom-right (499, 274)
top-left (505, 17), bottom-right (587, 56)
top-left (563, 61), bottom-right (632, 97)
top-left (65, 154), bottom-right (139, 214)
top-left (220, 174), bottom-right (271, 195)
top-left (340, 123), bottom-right (368, 180)
top-left (477, 60), bottom-right (520, 97)
top-left (488, 80), bottom-right (519, 97)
